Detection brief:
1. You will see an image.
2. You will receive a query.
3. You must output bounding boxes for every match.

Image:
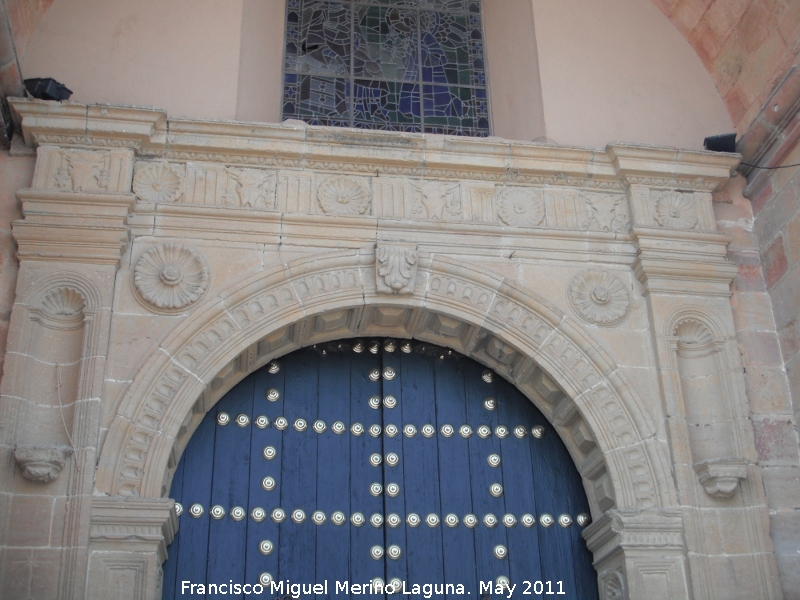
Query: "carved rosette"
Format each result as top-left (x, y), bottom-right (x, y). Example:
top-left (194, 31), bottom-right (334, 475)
top-left (497, 188), bottom-right (545, 227)
top-left (133, 163), bottom-right (184, 203)
top-left (317, 176), bottom-right (371, 216)
top-left (134, 244), bottom-right (210, 310)
top-left (14, 444), bottom-right (73, 483)
top-left (654, 191), bottom-right (697, 230)
top-left (568, 269), bottom-right (630, 327)
top-left (376, 244), bottom-right (418, 294)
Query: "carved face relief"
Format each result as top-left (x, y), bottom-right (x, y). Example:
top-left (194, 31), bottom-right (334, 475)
top-left (226, 168), bottom-right (276, 209)
top-left (317, 176), bottom-right (371, 215)
top-left (411, 182), bottom-right (461, 220)
top-left (581, 192), bottom-right (629, 232)
top-left (66, 152), bottom-right (109, 192)
top-left (568, 269), bottom-right (630, 327)
top-left (496, 188), bottom-right (545, 227)
top-left (134, 244), bottom-right (210, 310)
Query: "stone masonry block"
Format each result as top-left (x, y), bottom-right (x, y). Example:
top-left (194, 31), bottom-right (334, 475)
top-left (744, 366), bottom-right (793, 414)
top-left (763, 234), bottom-right (789, 288)
top-left (753, 416), bottom-right (800, 464)
top-left (738, 329), bottom-right (784, 367)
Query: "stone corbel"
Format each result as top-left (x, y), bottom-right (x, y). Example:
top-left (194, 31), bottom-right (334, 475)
top-left (375, 243), bottom-right (418, 295)
top-left (14, 443), bottom-right (73, 482)
top-left (694, 458), bottom-right (748, 498)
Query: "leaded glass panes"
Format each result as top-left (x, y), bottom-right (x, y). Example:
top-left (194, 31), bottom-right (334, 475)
top-left (282, 0), bottom-right (490, 136)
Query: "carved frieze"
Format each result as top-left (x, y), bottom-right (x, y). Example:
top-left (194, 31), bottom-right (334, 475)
top-left (568, 269), bottom-right (630, 327)
top-left (496, 187), bottom-right (545, 227)
top-left (14, 444), bottom-right (73, 482)
top-left (376, 244), bottom-right (418, 295)
top-left (133, 162), bottom-right (185, 203)
top-left (133, 244), bottom-right (210, 310)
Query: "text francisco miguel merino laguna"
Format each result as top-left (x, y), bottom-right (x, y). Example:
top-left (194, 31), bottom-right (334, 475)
top-left (180, 579), bottom-right (529, 598)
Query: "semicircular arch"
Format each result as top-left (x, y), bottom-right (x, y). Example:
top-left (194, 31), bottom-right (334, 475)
top-left (96, 249), bottom-right (672, 516)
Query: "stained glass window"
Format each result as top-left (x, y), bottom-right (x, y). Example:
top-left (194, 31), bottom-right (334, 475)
top-left (282, 0), bottom-right (490, 136)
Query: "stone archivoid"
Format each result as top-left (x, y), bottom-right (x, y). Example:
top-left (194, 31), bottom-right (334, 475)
top-left (0, 99), bottom-right (785, 600)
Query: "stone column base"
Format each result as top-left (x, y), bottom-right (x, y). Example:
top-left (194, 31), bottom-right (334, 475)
top-left (584, 509), bottom-right (690, 599)
top-left (86, 497), bottom-right (176, 600)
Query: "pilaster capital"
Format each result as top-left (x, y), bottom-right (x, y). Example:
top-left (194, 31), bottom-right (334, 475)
top-left (89, 496), bottom-right (177, 563)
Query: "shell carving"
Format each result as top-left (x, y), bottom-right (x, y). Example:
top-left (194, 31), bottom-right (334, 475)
top-left (133, 163), bottom-right (184, 203)
top-left (317, 177), bottom-right (371, 216)
top-left (134, 244), bottom-right (210, 310)
top-left (568, 269), bottom-right (630, 327)
top-left (497, 188), bottom-right (545, 227)
top-left (654, 191), bottom-right (697, 230)
top-left (40, 287), bottom-right (86, 320)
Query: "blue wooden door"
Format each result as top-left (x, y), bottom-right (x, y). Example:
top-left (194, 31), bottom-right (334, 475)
top-left (162, 340), bottom-right (597, 599)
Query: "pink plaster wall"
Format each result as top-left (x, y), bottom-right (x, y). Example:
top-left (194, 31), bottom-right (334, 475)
top-left (532, 0), bottom-right (733, 149)
top-left (17, 0), bottom-right (735, 150)
top-left (235, 0), bottom-right (285, 124)
top-left (482, 0), bottom-right (546, 142)
top-left (19, 0), bottom-right (245, 120)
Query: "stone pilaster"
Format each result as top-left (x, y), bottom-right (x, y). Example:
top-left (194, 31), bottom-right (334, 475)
top-left (0, 144), bottom-right (134, 599)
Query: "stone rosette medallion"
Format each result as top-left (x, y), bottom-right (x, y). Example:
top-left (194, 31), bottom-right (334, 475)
top-left (496, 188), bottom-right (545, 227)
top-left (133, 162), bottom-right (185, 203)
top-left (567, 269), bottom-right (630, 327)
top-left (133, 243), bottom-right (210, 311)
top-left (654, 191), bottom-right (697, 230)
top-left (317, 176), bottom-right (371, 216)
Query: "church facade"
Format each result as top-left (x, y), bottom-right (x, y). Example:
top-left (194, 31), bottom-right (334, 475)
top-left (0, 1), bottom-right (798, 599)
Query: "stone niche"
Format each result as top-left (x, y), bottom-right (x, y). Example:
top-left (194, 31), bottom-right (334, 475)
top-left (0, 98), bottom-right (784, 600)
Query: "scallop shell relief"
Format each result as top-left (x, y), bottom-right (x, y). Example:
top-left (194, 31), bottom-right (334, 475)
top-left (568, 268), bottom-right (630, 327)
top-left (317, 176), bottom-right (371, 216)
top-left (134, 243), bottom-right (210, 310)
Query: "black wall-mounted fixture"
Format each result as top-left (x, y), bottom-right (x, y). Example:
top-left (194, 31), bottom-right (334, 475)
top-left (703, 133), bottom-right (737, 153)
top-left (24, 78), bottom-right (73, 101)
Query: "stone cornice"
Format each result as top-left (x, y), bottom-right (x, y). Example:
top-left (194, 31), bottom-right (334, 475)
top-left (10, 98), bottom-right (740, 189)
